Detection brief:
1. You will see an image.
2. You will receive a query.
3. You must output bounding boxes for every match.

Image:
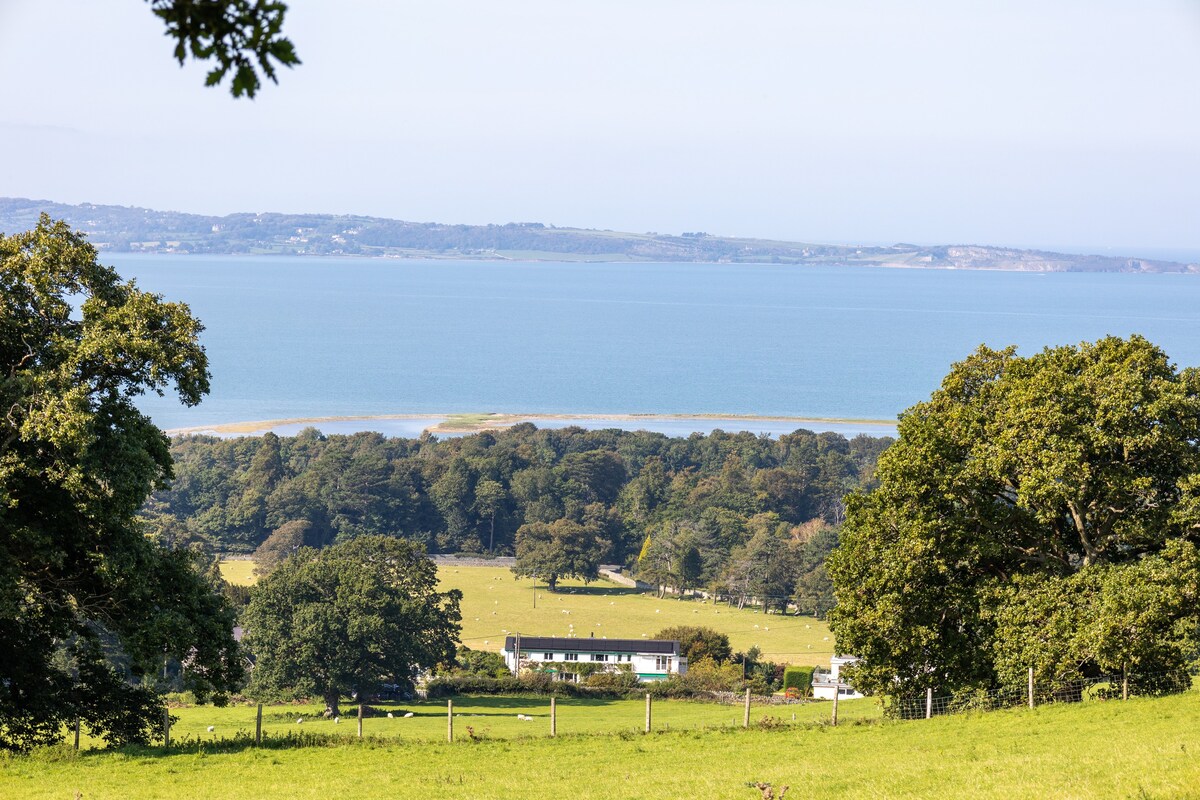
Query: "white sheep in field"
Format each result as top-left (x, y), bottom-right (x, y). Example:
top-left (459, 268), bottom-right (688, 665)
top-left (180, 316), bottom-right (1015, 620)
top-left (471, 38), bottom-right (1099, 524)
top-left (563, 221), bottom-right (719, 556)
top-left (207, 726), bottom-right (215, 732)
top-left (334, 717), bottom-right (340, 724)
top-left (403, 712), bottom-right (414, 718)
top-left (387, 712), bottom-right (394, 719)
top-left (296, 718), bottom-right (304, 724)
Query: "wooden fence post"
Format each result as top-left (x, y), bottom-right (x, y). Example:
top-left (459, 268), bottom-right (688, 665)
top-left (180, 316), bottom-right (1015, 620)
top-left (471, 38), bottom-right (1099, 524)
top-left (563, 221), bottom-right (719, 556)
top-left (163, 708), bottom-right (171, 748)
top-left (1122, 666), bottom-right (1129, 702)
top-left (447, 699), bottom-right (454, 742)
top-left (831, 683), bottom-right (839, 726)
top-left (255, 703), bottom-right (263, 746)
top-left (1028, 667), bottom-right (1034, 709)
top-left (645, 692), bottom-right (652, 733)
top-left (925, 688), bottom-right (933, 720)
top-left (358, 704), bottom-right (364, 739)
top-left (743, 686), bottom-right (751, 728)
top-left (73, 719), bottom-right (80, 751)
top-left (550, 696), bottom-right (557, 738)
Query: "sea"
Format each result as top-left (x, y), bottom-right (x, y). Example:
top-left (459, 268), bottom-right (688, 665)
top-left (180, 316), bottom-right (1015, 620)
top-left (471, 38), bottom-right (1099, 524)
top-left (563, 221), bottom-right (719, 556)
top-left (110, 254), bottom-right (1200, 441)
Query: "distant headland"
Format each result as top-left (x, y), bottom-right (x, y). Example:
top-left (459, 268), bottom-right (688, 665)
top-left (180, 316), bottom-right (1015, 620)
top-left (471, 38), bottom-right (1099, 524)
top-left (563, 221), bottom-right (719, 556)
top-left (2, 197), bottom-right (1195, 274)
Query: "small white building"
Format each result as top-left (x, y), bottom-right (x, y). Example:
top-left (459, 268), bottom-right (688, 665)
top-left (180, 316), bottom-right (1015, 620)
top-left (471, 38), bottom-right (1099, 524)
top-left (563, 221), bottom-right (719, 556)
top-left (812, 655), bottom-right (864, 700)
top-left (502, 635), bottom-right (687, 682)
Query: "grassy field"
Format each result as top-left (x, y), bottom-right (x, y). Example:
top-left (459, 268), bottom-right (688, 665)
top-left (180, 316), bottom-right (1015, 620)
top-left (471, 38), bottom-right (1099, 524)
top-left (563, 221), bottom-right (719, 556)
top-left (5, 691), bottom-right (1198, 799)
top-left (72, 695), bottom-right (875, 749)
top-left (220, 561), bottom-right (837, 665)
top-left (217, 558), bottom-right (257, 586)
top-left (436, 566), bottom-right (835, 665)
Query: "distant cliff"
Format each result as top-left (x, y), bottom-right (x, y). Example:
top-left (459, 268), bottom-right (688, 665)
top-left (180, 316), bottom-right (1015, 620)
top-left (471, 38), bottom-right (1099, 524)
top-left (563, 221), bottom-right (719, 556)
top-left (2, 197), bottom-right (1194, 273)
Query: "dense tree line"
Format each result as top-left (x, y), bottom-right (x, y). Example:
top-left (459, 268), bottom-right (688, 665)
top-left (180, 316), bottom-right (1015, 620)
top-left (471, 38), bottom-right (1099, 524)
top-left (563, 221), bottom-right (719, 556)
top-left (145, 425), bottom-right (890, 612)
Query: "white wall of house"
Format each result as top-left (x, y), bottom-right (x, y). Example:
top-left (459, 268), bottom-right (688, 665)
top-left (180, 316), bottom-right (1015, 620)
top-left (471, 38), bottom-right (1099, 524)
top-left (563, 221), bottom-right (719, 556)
top-left (502, 643), bottom-right (687, 682)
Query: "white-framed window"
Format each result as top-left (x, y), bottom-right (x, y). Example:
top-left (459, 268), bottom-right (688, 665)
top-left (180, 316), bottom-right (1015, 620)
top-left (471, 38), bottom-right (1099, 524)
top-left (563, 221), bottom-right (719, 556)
top-left (591, 653), bottom-right (608, 662)
top-left (654, 655), bottom-right (672, 671)
top-left (564, 653), bottom-right (578, 662)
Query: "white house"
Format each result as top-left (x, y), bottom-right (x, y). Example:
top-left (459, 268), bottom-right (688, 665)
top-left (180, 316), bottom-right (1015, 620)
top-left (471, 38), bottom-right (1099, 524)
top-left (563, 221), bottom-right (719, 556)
top-left (502, 635), bottom-right (687, 682)
top-left (812, 655), bottom-right (864, 700)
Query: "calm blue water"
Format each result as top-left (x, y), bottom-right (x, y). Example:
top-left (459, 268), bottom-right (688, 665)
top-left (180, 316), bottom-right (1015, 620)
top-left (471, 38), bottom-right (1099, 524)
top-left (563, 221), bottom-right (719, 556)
top-left (111, 254), bottom-right (1200, 437)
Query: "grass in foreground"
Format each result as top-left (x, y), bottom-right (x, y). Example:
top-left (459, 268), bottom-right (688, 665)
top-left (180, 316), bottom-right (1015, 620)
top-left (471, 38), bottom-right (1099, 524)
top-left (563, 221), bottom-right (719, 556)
top-left (436, 566), bottom-right (835, 664)
top-left (151, 695), bottom-right (872, 747)
top-left (5, 691), bottom-right (1198, 799)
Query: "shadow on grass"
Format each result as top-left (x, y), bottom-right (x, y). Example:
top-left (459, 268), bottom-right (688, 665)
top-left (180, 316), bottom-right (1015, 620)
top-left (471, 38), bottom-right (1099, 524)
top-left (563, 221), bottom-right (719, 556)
top-left (543, 585), bottom-right (645, 597)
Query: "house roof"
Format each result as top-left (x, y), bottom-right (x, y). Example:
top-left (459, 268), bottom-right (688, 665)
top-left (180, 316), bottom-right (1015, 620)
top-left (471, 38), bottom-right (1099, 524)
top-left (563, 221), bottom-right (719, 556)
top-left (503, 636), bottom-right (680, 655)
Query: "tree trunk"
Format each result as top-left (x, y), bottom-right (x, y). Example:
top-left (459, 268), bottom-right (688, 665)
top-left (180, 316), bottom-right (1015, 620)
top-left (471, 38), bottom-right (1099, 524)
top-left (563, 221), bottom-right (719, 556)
top-left (324, 690), bottom-right (341, 718)
top-left (547, 574), bottom-right (558, 592)
top-left (489, 515), bottom-right (495, 554)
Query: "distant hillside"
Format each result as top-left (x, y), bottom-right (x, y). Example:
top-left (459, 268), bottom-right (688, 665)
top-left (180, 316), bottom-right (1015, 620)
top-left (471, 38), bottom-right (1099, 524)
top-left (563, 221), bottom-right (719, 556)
top-left (2, 197), bottom-right (1195, 273)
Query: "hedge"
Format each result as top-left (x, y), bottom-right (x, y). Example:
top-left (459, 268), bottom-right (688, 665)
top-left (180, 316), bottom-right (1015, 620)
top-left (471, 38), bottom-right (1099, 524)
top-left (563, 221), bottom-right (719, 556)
top-left (782, 666), bottom-right (815, 696)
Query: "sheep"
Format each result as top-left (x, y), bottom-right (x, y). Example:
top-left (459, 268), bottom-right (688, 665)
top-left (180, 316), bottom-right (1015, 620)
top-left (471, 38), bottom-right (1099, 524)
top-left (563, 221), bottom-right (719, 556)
top-left (334, 717), bottom-right (340, 724)
top-left (207, 726), bottom-right (215, 732)
top-left (296, 718), bottom-right (304, 724)
top-left (387, 712), bottom-right (394, 719)
top-left (403, 712), bottom-right (414, 718)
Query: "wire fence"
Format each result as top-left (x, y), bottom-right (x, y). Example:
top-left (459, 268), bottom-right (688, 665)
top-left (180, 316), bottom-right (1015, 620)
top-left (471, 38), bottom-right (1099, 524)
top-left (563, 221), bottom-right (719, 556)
top-left (890, 667), bottom-right (1198, 720)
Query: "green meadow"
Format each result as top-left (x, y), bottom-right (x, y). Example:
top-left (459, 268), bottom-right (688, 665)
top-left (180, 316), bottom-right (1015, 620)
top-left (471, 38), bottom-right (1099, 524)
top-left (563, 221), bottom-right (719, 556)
top-left (216, 558), bottom-right (256, 587)
top-left (5, 691), bottom-right (1198, 799)
top-left (220, 561), bottom-right (837, 665)
top-left (119, 695), bottom-right (874, 748)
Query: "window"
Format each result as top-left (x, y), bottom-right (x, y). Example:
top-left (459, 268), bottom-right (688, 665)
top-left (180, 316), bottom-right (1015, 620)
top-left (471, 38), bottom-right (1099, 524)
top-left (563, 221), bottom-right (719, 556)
top-left (564, 653), bottom-right (578, 662)
top-left (591, 653), bottom-right (608, 662)
top-left (654, 656), bottom-right (673, 671)
top-left (543, 652), bottom-right (554, 661)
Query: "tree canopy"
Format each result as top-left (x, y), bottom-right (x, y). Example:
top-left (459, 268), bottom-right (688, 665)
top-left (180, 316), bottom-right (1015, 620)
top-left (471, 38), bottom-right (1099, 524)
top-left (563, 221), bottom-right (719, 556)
top-left (243, 536), bottom-right (461, 715)
top-left (146, 423), bottom-right (888, 614)
top-left (0, 217), bottom-right (242, 750)
top-left (512, 513), bottom-right (613, 592)
top-left (829, 336), bottom-right (1200, 704)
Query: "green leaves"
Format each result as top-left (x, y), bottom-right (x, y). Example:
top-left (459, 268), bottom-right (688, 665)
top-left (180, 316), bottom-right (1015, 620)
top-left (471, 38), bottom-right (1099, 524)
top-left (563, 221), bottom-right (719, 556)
top-left (148, 0), bottom-right (301, 99)
top-left (830, 336), bottom-right (1200, 701)
top-left (0, 217), bottom-right (236, 750)
top-left (243, 536), bottom-right (461, 713)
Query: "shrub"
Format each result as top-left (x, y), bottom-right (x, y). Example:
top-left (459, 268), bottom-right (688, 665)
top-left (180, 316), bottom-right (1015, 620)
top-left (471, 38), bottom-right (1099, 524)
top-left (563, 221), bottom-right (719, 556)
top-left (782, 666), bottom-right (815, 697)
top-left (584, 671), bottom-right (640, 691)
top-left (423, 674), bottom-right (629, 700)
top-left (448, 646), bottom-right (510, 678)
top-left (654, 626), bottom-right (733, 664)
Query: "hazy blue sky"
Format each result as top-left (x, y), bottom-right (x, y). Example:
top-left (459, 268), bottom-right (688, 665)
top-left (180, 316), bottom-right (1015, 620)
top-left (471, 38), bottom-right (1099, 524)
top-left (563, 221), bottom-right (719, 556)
top-left (2, 1), bottom-right (1199, 252)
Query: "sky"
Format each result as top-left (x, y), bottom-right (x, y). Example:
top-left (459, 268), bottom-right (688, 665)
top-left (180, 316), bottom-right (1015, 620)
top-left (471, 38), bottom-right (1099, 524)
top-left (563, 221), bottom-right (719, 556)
top-left (1, 1), bottom-right (1199, 253)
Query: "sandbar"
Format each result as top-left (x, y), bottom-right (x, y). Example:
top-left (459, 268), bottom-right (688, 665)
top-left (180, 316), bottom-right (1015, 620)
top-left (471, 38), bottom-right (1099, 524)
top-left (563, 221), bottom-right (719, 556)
top-left (166, 411), bottom-right (898, 438)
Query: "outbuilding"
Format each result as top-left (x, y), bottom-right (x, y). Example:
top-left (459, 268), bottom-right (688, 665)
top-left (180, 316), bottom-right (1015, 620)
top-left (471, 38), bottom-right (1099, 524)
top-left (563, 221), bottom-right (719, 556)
top-left (812, 655), bottom-right (864, 699)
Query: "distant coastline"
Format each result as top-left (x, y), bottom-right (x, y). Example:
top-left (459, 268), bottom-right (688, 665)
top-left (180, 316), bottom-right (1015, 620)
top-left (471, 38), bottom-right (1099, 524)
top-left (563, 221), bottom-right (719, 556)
top-left (5, 197), bottom-right (1196, 274)
top-left (166, 412), bottom-right (900, 439)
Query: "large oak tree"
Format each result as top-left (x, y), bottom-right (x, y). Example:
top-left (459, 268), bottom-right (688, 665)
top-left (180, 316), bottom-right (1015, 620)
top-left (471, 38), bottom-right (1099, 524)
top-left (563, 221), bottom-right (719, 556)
top-left (829, 336), bottom-right (1200, 705)
top-left (0, 217), bottom-right (243, 750)
top-left (243, 536), bottom-right (461, 715)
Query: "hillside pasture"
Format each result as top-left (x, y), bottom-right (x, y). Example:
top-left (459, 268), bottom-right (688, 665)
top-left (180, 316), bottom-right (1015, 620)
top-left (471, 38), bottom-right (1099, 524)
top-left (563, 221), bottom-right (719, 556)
top-left (220, 560), bottom-right (837, 665)
top-left (217, 558), bottom-right (257, 586)
top-left (436, 566), bottom-right (836, 665)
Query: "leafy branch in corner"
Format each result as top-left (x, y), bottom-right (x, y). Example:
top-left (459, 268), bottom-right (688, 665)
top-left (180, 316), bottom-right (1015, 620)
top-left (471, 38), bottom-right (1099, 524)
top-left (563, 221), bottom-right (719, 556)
top-left (148, 0), bottom-right (300, 98)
